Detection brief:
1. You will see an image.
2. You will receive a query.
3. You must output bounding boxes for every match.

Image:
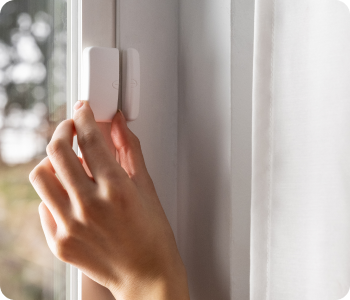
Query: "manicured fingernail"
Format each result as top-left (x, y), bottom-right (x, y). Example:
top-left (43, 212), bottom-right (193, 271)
top-left (74, 100), bottom-right (84, 111)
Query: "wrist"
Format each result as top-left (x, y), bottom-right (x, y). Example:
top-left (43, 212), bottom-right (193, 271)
top-left (108, 261), bottom-right (190, 300)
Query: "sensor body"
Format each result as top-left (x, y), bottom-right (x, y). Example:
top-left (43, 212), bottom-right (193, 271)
top-left (82, 47), bottom-right (120, 122)
top-left (82, 47), bottom-right (140, 122)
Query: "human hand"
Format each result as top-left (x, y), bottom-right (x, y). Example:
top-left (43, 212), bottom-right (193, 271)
top-left (29, 101), bottom-right (190, 300)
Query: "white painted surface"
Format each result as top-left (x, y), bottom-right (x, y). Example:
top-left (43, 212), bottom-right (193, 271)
top-left (118, 0), bottom-right (254, 299)
top-left (122, 48), bottom-right (141, 122)
top-left (231, 0), bottom-right (255, 299)
top-left (78, 0), bottom-right (254, 298)
top-left (67, 1), bottom-right (81, 298)
top-left (79, 1), bottom-right (116, 299)
top-left (118, 0), bottom-right (179, 233)
top-left (177, 0), bottom-right (232, 299)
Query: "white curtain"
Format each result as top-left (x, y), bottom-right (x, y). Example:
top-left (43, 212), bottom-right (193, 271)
top-left (251, 0), bottom-right (350, 299)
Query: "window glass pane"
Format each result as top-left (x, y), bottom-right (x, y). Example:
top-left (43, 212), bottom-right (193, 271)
top-left (0, 0), bottom-right (67, 299)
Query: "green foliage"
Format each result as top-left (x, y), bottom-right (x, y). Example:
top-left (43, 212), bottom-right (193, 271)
top-left (0, 161), bottom-right (39, 203)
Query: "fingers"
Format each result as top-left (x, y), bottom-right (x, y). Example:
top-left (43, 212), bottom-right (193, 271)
top-left (38, 202), bottom-right (57, 247)
top-left (30, 157), bottom-right (71, 222)
top-left (47, 119), bottom-right (94, 197)
top-left (111, 110), bottom-right (154, 191)
top-left (73, 101), bottom-right (127, 182)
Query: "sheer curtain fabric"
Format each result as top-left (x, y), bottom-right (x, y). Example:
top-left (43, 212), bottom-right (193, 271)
top-left (251, 0), bottom-right (350, 299)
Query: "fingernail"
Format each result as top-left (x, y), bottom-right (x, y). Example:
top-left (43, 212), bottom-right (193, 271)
top-left (118, 109), bottom-right (125, 119)
top-left (74, 100), bottom-right (84, 111)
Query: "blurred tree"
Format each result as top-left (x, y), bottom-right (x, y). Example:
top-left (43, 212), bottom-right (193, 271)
top-left (0, 0), bottom-right (50, 109)
top-left (0, 0), bottom-right (67, 165)
top-left (0, 0), bottom-right (67, 299)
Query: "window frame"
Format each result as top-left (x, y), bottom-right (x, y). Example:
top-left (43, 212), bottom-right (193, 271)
top-left (66, 0), bottom-right (255, 298)
top-left (67, 0), bottom-right (117, 299)
top-left (67, 0), bottom-right (82, 299)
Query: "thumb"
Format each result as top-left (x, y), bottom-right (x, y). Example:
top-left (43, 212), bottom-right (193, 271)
top-left (111, 110), bottom-right (154, 192)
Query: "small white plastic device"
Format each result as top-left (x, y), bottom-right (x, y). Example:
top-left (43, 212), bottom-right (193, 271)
top-left (82, 47), bottom-right (120, 122)
top-left (122, 48), bottom-right (140, 122)
top-left (82, 47), bottom-right (140, 122)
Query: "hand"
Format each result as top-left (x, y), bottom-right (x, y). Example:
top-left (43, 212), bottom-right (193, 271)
top-left (29, 101), bottom-right (190, 300)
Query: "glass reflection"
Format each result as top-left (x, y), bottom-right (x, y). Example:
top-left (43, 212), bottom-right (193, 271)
top-left (0, 0), bottom-right (67, 299)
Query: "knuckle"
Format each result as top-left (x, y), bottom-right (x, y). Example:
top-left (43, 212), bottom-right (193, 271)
top-left (80, 197), bottom-right (106, 222)
top-left (130, 133), bottom-right (141, 148)
top-left (29, 165), bottom-right (45, 186)
top-left (58, 119), bottom-right (73, 130)
top-left (54, 235), bottom-right (75, 262)
top-left (97, 184), bottom-right (116, 201)
top-left (77, 206), bottom-right (92, 224)
top-left (46, 138), bottom-right (68, 158)
top-left (100, 180), bottom-right (132, 204)
top-left (78, 130), bottom-right (99, 149)
top-left (54, 219), bottom-right (82, 262)
top-left (121, 133), bottom-right (141, 154)
top-left (73, 106), bottom-right (86, 121)
top-left (102, 168), bottom-right (121, 183)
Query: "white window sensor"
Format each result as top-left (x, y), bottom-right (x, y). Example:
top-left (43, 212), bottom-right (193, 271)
top-left (82, 47), bottom-right (120, 122)
top-left (81, 46), bottom-right (140, 122)
top-left (122, 48), bottom-right (140, 122)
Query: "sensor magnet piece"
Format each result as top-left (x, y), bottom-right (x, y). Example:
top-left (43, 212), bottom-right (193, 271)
top-left (122, 48), bottom-right (140, 122)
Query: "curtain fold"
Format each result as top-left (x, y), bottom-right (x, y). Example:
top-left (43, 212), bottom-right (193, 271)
top-left (251, 0), bottom-right (350, 299)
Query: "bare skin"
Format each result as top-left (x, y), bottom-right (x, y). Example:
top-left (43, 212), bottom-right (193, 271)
top-left (29, 100), bottom-right (190, 300)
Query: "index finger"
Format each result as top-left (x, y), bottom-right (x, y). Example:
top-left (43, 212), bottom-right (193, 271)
top-left (47, 119), bottom-right (94, 198)
top-left (73, 101), bottom-right (128, 182)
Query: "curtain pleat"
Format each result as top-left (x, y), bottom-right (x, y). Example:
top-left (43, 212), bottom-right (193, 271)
top-left (251, 0), bottom-right (350, 299)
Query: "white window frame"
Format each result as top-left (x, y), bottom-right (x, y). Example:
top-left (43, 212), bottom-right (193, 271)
top-left (67, 0), bottom-right (82, 299)
top-left (65, 0), bottom-right (255, 298)
top-left (67, 0), bottom-right (117, 299)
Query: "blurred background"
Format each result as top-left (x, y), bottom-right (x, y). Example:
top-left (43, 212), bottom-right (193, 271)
top-left (0, 0), bottom-right (67, 299)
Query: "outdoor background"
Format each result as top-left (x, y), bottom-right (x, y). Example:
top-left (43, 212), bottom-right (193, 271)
top-left (0, 0), bottom-right (67, 299)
